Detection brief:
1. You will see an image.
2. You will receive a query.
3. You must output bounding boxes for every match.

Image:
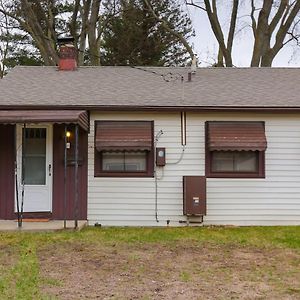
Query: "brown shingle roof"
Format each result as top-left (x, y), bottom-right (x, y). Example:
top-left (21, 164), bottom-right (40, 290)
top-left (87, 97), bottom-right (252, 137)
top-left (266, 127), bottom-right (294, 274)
top-left (0, 66), bottom-right (300, 109)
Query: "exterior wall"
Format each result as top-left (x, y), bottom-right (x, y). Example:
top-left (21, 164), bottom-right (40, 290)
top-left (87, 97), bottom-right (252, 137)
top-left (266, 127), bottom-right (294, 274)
top-left (0, 125), bottom-right (15, 219)
top-left (88, 111), bottom-right (300, 226)
top-left (52, 124), bottom-right (88, 220)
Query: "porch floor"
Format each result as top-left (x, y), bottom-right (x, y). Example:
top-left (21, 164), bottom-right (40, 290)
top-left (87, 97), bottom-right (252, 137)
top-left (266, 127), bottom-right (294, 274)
top-left (0, 220), bottom-right (87, 232)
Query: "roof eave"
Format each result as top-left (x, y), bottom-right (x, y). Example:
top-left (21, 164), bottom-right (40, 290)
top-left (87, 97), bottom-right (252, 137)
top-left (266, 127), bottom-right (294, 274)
top-left (1, 105), bottom-right (300, 112)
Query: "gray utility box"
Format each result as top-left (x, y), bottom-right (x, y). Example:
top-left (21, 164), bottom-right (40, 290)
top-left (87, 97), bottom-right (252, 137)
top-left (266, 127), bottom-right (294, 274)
top-left (183, 176), bottom-right (206, 216)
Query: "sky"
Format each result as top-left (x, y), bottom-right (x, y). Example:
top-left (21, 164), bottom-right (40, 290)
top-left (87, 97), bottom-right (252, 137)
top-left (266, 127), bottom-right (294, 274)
top-left (185, 3), bottom-right (300, 67)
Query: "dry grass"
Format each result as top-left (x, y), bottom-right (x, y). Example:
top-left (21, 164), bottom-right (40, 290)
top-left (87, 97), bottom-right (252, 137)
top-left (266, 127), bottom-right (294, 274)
top-left (0, 226), bottom-right (299, 299)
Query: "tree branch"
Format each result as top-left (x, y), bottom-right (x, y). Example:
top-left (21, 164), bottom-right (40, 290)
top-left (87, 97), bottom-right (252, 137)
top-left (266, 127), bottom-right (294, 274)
top-left (69, 0), bottom-right (80, 42)
top-left (144, 0), bottom-right (194, 59)
top-left (269, 0), bottom-right (288, 34)
top-left (250, 0), bottom-right (273, 67)
top-left (272, 0), bottom-right (300, 54)
top-left (227, 0), bottom-right (239, 54)
top-left (203, 0), bottom-right (232, 66)
top-left (185, 0), bottom-right (206, 12)
top-left (250, 0), bottom-right (257, 37)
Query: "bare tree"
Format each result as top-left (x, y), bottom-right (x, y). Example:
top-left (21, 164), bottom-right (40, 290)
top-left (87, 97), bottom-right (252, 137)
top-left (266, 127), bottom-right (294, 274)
top-left (186, 0), bottom-right (239, 66)
top-left (186, 0), bottom-right (300, 67)
top-left (70, 0), bottom-right (103, 65)
top-left (251, 0), bottom-right (300, 66)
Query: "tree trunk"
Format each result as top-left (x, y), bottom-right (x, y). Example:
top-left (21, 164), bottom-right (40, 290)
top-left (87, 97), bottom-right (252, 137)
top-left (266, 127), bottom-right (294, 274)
top-left (20, 0), bottom-right (59, 65)
top-left (203, 0), bottom-right (233, 67)
top-left (260, 52), bottom-right (274, 67)
top-left (87, 0), bottom-right (101, 65)
top-left (250, 0), bottom-right (273, 67)
top-left (216, 47), bottom-right (224, 67)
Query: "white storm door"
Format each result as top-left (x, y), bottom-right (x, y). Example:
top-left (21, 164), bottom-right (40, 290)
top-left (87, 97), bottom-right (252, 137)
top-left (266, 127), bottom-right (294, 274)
top-left (16, 125), bottom-right (53, 212)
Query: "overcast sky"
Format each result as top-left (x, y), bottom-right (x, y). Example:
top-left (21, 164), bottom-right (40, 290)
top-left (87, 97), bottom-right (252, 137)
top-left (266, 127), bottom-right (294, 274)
top-left (186, 4), bottom-right (300, 67)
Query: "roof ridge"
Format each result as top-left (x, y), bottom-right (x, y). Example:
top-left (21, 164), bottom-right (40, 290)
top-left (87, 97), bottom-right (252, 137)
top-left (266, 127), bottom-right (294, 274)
top-left (12, 65), bottom-right (300, 70)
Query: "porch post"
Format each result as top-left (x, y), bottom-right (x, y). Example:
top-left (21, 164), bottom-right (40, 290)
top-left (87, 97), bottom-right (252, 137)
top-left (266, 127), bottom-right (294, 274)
top-left (64, 125), bottom-right (67, 229)
top-left (15, 125), bottom-right (21, 227)
top-left (74, 124), bottom-right (79, 229)
top-left (20, 123), bottom-right (26, 227)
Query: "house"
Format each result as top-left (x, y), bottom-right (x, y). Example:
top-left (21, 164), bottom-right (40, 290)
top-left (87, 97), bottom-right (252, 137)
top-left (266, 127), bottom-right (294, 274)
top-left (1, 43), bottom-right (300, 226)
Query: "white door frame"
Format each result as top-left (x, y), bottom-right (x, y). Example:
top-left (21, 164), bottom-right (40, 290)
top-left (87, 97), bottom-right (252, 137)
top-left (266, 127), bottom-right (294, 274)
top-left (15, 124), bottom-right (53, 212)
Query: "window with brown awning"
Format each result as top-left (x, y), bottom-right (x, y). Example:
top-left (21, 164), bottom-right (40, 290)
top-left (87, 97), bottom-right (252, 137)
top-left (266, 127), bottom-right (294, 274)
top-left (0, 110), bottom-right (89, 131)
top-left (95, 121), bottom-right (153, 152)
top-left (205, 121), bottom-right (267, 178)
top-left (94, 121), bottom-right (154, 177)
top-left (207, 121), bottom-right (267, 151)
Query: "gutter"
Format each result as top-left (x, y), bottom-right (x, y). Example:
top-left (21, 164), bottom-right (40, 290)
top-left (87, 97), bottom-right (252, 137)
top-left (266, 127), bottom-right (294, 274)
top-left (2, 105), bottom-right (300, 113)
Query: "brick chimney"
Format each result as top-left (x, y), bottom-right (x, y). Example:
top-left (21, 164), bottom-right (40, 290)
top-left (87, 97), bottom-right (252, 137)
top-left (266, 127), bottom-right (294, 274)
top-left (57, 37), bottom-right (77, 71)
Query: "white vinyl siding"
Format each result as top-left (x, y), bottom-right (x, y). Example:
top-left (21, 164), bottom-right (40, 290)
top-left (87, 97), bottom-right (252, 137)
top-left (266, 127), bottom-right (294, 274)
top-left (88, 112), bottom-right (300, 226)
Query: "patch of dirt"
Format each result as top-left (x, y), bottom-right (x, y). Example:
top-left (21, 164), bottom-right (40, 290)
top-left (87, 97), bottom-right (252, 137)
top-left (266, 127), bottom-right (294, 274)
top-left (38, 242), bottom-right (300, 300)
top-left (0, 245), bottom-right (17, 269)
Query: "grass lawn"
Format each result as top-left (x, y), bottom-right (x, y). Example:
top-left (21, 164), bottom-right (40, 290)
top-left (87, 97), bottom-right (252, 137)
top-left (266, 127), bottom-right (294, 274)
top-left (0, 226), bottom-right (300, 299)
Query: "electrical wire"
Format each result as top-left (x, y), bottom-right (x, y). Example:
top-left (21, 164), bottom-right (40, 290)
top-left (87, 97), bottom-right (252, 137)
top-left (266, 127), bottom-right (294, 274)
top-left (76, 49), bottom-right (186, 83)
top-left (166, 146), bottom-right (186, 165)
top-left (154, 130), bottom-right (164, 223)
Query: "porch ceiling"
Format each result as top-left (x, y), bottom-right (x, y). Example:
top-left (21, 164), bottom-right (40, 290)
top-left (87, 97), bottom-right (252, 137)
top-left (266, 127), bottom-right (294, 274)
top-left (0, 110), bottom-right (89, 131)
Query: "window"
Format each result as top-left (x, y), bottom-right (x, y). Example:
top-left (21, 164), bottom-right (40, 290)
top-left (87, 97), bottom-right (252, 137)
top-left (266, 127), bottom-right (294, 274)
top-left (206, 121), bottom-right (267, 178)
top-left (102, 151), bottom-right (147, 171)
top-left (211, 151), bottom-right (258, 172)
top-left (23, 128), bottom-right (47, 185)
top-left (94, 121), bottom-right (154, 177)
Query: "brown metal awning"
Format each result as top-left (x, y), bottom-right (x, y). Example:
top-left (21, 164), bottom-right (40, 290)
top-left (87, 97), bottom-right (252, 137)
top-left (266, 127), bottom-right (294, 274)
top-left (95, 121), bottom-right (153, 151)
top-left (207, 121), bottom-right (267, 151)
top-left (0, 110), bottom-right (89, 131)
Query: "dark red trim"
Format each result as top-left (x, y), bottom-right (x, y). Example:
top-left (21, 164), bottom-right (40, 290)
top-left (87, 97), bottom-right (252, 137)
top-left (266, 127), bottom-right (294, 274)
top-left (3, 105), bottom-right (300, 113)
top-left (0, 110), bottom-right (89, 131)
top-left (95, 171), bottom-right (154, 178)
top-left (94, 120), bottom-right (154, 177)
top-left (14, 211), bottom-right (52, 219)
top-left (0, 125), bottom-right (15, 220)
top-left (52, 124), bottom-right (88, 220)
top-left (206, 151), bottom-right (265, 178)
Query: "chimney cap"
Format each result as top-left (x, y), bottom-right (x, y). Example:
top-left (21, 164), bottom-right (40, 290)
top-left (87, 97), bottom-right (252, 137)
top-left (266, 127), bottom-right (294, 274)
top-left (57, 36), bottom-right (75, 45)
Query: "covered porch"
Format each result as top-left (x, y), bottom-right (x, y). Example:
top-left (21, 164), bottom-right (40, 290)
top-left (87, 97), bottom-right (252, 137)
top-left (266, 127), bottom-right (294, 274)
top-left (0, 110), bottom-right (89, 229)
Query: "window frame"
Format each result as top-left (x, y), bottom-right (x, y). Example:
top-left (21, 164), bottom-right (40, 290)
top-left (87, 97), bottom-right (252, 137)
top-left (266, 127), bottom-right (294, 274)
top-left (205, 122), bottom-right (266, 179)
top-left (94, 120), bottom-right (154, 177)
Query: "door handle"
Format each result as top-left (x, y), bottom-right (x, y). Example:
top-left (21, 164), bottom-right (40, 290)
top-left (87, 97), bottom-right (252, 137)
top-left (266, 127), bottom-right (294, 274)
top-left (48, 164), bottom-right (52, 176)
